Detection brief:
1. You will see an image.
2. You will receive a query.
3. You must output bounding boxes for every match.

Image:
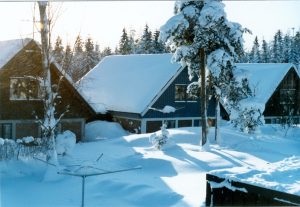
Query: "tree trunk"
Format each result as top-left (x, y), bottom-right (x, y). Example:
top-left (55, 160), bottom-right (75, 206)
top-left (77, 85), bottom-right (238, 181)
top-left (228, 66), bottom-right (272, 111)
top-left (200, 48), bottom-right (207, 146)
top-left (215, 96), bottom-right (220, 142)
top-left (38, 1), bottom-right (57, 164)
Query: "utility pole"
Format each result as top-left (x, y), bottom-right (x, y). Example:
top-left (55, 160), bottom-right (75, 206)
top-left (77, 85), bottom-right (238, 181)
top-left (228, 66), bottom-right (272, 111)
top-left (200, 48), bottom-right (207, 146)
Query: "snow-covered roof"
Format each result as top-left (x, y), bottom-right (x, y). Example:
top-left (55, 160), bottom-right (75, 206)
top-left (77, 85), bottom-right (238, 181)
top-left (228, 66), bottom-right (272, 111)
top-left (0, 38), bottom-right (31, 69)
top-left (235, 63), bottom-right (298, 106)
top-left (79, 54), bottom-right (182, 114)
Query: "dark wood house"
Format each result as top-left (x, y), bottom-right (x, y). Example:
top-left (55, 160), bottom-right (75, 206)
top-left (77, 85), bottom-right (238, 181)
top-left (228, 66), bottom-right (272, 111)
top-left (79, 54), bottom-right (226, 133)
top-left (235, 63), bottom-right (300, 124)
top-left (0, 39), bottom-right (95, 141)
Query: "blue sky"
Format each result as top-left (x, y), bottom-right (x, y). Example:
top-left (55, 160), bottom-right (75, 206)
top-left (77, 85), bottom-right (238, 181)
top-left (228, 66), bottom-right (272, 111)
top-left (0, 1), bottom-right (299, 51)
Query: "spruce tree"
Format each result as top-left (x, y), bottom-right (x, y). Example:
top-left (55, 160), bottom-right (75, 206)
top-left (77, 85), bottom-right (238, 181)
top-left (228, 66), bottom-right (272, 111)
top-left (62, 43), bottom-right (73, 74)
top-left (84, 36), bottom-right (98, 74)
top-left (283, 34), bottom-right (291, 63)
top-left (137, 24), bottom-right (153, 54)
top-left (249, 36), bottom-right (261, 63)
top-left (102, 47), bottom-right (112, 57)
top-left (74, 35), bottom-right (84, 55)
top-left (52, 36), bottom-right (64, 66)
top-left (261, 39), bottom-right (270, 63)
top-left (119, 28), bottom-right (131, 55)
top-left (160, 0), bottom-right (250, 144)
top-left (152, 30), bottom-right (166, 54)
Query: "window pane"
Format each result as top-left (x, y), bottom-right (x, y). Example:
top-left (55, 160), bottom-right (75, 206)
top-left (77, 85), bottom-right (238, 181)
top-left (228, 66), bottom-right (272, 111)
top-left (194, 119), bottom-right (201, 126)
top-left (146, 121), bottom-right (162, 133)
top-left (165, 120), bottom-right (175, 129)
top-left (10, 78), bottom-right (42, 100)
top-left (178, 120), bottom-right (192, 128)
top-left (175, 85), bottom-right (186, 101)
top-left (1, 123), bottom-right (12, 139)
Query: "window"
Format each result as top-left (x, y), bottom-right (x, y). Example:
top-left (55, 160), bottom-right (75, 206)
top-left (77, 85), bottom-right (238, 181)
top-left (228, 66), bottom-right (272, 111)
top-left (280, 89), bottom-right (295, 104)
top-left (175, 85), bottom-right (186, 101)
top-left (146, 121), bottom-right (162, 133)
top-left (0, 123), bottom-right (12, 139)
top-left (175, 84), bottom-right (198, 102)
top-left (10, 77), bottom-right (44, 100)
top-left (178, 120), bottom-right (192, 128)
top-left (194, 119), bottom-right (201, 126)
top-left (164, 120), bottom-right (176, 129)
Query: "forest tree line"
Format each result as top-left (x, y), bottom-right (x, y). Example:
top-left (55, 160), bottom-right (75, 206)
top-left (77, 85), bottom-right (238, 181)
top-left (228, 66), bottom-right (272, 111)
top-left (52, 24), bottom-right (168, 82)
top-left (244, 29), bottom-right (300, 67)
top-left (52, 26), bottom-right (300, 82)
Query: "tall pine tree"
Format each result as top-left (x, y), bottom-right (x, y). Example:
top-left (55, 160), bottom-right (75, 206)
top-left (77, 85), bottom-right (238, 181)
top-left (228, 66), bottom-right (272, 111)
top-left (52, 36), bottom-right (64, 66)
top-left (249, 36), bottom-right (261, 63)
top-left (261, 39), bottom-right (270, 63)
top-left (160, 0), bottom-right (250, 144)
top-left (137, 24), bottom-right (153, 54)
top-left (119, 28), bottom-right (131, 55)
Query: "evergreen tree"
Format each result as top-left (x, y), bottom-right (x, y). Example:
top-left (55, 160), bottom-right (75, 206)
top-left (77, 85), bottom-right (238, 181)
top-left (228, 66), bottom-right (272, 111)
top-left (283, 34), bottom-right (291, 63)
top-left (52, 36), bottom-right (64, 66)
top-left (249, 36), bottom-right (261, 63)
top-left (271, 30), bottom-right (284, 62)
top-left (128, 29), bottom-right (137, 54)
top-left (160, 0), bottom-right (251, 144)
top-left (119, 28), bottom-right (131, 55)
top-left (261, 39), bottom-right (270, 63)
top-left (293, 31), bottom-right (300, 67)
top-left (137, 24), bottom-right (153, 54)
top-left (62, 43), bottom-right (73, 74)
top-left (74, 35), bottom-right (84, 55)
top-left (71, 35), bottom-right (85, 81)
top-left (84, 36), bottom-right (98, 74)
top-left (152, 30), bottom-right (166, 54)
top-left (102, 47), bottom-right (112, 57)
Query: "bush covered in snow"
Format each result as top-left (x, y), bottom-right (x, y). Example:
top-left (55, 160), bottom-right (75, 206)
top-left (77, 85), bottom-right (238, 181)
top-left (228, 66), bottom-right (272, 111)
top-left (231, 106), bottom-right (264, 134)
top-left (55, 130), bottom-right (76, 156)
top-left (149, 123), bottom-right (169, 150)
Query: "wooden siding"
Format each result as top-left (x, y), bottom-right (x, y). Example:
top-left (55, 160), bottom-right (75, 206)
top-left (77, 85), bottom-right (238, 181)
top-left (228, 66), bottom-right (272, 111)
top-left (0, 40), bottom-right (95, 139)
top-left (264, 68), bottom-right (300, 118)
top-left (143, 67), bottom-right (216, 119)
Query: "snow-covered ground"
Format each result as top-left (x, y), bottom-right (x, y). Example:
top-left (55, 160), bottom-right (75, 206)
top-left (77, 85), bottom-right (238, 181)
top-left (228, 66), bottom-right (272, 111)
top-left (1, 121), bottom-right (300, 207)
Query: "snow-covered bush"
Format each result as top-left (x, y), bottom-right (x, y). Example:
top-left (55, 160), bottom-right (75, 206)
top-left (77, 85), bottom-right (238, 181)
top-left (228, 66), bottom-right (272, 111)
top-left (231, 106), bottom-right (264, 134)
top-left (149, 123), bottom-right (169, 150)
top-left (55, 130), bottom-right (76, 156)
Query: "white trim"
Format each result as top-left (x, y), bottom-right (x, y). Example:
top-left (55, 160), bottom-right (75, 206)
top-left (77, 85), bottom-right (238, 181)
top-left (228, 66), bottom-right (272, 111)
top-left (141, 119), bottom-right (147, 133)
top-left (141, 66), bottom-right (184, 117)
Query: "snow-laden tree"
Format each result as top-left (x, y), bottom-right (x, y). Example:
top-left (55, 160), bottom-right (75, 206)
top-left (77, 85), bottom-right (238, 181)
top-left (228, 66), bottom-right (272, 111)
top-left (62, 43), bottom-right (73, 75)
top-left (119, 28), bottom-right (131, 55)
top-left (152, 30), bottom-right (167, 54)
top-left (137, 24), bottom-right (153, 54)
top-left (271, 30), bottom-right (284, 63)
top-left (52, 36), bottom-right (64, 66)
top-left (102, 46), bottom-right (112, 57)
top-left (261, 39), bottom-right (270, 63)
top-left (160, 0), bottom-right (249, 145)
top-left (249, 36), bottom-right (261, 63)
top-left (84, 36), bottom-right (99, 74)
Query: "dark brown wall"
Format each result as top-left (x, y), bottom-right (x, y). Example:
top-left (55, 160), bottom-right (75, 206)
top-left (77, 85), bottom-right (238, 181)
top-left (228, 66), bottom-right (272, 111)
top-left (0, 40), bottom-right (94, 121)
top-left (264, 68), bottom-right (300, 117)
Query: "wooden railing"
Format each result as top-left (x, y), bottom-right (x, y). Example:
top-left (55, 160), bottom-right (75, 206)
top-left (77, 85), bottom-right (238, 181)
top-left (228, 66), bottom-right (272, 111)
top-left (206, 174), bottom-right (300, 206)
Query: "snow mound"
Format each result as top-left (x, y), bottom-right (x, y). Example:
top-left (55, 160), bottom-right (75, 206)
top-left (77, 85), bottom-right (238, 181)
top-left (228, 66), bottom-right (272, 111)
top-left (85, 121), bottom-right (128, 141)
top-left (56, 130), bottom-right (76, 155)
